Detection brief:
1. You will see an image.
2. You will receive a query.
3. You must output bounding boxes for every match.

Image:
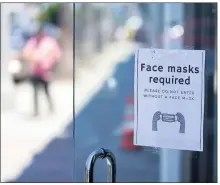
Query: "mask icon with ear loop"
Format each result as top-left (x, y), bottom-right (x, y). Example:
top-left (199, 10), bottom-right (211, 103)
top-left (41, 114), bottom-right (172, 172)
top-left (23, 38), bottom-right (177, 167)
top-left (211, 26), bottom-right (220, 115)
top-left (152, 111), bottom-right (185, 133)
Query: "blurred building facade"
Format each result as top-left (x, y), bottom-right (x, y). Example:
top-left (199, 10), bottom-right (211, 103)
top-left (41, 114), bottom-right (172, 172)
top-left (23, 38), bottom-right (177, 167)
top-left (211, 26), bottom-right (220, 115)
top-left (57, 3), bottom-right (73, 79)
top-left (75, 3), bottom-right (134, 65)
top-left (1, 3), bottom-right (30, 110)
top-left (75, 3), bottom-right (113, 62)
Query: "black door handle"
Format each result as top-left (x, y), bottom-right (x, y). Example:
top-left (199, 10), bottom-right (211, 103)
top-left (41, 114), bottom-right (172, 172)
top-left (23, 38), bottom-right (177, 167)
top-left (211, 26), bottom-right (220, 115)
top-left (85, 148), bottom-right (116, 183)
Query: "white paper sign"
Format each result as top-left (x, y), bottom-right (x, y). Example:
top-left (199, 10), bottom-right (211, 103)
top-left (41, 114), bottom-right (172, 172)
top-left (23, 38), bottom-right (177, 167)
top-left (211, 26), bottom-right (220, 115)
top-left (134, 49), bottom-right (205, 151)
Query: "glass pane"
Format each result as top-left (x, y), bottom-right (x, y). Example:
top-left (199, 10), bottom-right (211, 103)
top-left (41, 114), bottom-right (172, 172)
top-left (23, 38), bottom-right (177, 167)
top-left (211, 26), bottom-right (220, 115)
top-left (74, 3), bottom-right (217, 182)
top-left (1, 3), bottom-right (74, 182)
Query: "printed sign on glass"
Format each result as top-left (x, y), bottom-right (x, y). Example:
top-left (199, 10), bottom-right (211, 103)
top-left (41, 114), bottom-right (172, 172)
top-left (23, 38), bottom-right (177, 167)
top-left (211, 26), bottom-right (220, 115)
top-left (134, 49), bottom-right (205, 151)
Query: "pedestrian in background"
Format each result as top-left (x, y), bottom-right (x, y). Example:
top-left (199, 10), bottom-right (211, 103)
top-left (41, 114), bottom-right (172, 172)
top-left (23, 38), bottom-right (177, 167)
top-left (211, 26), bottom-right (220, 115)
top-left (22, 26), bottom-right (62, 117)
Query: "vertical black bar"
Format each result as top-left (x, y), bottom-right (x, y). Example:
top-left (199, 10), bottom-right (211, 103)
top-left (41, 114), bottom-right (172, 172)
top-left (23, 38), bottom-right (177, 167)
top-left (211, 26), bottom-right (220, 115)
top-left (191, 3), bottom-right (204, 183)
top-left (206, 3), bottom-right (217, 182)
top-left (190, 3), bottom-right (217, 183)
top-left (212, 5), bottom-right (218, 181)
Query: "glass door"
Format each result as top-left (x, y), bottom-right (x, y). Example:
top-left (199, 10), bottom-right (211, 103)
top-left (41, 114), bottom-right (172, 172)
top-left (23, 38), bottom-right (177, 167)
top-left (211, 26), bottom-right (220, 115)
top-left (74, 3), bottom-right (217, 182)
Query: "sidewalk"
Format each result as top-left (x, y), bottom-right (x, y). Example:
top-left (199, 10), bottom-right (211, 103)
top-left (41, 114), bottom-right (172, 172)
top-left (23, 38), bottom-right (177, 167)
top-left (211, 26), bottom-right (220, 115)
top-left (75, 41), bottom-right (139, 115)
top-left (1, 81), bottom-right (73, 182)
top-left (1, 41), bottom-right (139, 182)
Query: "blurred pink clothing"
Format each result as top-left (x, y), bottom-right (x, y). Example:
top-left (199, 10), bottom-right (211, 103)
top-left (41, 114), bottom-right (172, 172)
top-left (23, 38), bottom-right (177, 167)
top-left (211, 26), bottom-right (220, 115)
top-left (23, 36), bottom-right (61, 81)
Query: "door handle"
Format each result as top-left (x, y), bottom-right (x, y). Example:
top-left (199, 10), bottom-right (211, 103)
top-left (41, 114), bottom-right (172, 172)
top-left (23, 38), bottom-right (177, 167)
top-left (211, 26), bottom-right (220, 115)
top-left (85, 148), bottom-right (116, 183)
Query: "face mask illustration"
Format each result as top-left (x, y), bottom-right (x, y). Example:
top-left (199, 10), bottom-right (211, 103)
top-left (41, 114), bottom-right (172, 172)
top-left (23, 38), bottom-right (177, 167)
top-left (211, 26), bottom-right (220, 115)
top-left (152, 111), bottom-right (185, 133)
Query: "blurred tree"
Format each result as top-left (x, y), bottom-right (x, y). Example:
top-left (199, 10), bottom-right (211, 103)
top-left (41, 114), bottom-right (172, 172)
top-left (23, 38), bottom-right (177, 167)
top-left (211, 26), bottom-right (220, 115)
top-left (38, 3), bottom-right (61, 26)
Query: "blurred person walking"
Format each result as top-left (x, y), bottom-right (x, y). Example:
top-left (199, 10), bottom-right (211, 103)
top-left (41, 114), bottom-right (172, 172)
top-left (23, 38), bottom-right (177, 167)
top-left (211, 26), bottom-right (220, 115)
top-left (22, 26), bottom-right (62, 117)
